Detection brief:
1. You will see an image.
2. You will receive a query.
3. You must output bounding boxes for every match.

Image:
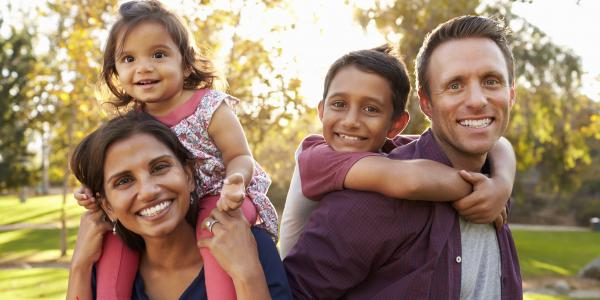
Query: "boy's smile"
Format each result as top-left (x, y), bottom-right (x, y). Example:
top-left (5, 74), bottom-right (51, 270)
top-left (319, 65), bottom-right (404, 153)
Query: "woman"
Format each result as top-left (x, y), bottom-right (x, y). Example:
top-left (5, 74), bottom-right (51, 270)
top-left (67, 112), bottom-right (290, 299)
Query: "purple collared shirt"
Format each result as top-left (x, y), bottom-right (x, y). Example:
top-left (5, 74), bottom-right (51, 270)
top-left (284, 129), bottom-right (522, 299)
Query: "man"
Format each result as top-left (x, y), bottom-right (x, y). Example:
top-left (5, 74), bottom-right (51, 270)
top-left (284, 15), bottom-right (522, 299)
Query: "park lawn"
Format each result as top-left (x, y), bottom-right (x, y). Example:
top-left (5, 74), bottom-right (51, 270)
top-left (0, 228), bottom-right (79, 263)
top-left (512, 229), bottom-right (600, 277)
top-left (0, 268), bottom-right (68, 300)
top-left (0, 194), bottom-right (85, 226)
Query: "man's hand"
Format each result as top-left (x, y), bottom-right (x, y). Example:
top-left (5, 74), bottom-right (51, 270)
top-left (217, 173), bottom-right (245, 212)
top-left (452, 170), bottom-right (508, 224)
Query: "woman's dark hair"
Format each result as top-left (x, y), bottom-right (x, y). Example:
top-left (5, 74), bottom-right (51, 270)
top-left (322, 44), bottom-right (411, 119)
top-left (70, 111), bottom-right (199, 251)
top-left (102, 0), bottom-right (218, 109)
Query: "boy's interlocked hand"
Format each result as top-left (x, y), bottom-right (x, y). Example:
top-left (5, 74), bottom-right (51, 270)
top-left (452, 170), bottom-right (509, 230)
top-left (217, 173), bottom-right (245, 212)
top-left (74, 186), bottom-right (100, 211)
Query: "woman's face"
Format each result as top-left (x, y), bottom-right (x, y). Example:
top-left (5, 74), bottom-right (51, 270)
top-left (101, 132), bottom-right (194, 239)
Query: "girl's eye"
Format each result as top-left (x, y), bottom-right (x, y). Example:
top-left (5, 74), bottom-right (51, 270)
top-left (153, 51), bottom-right (166, 59)
top-left (364, 106), bottom-right (378, 113)
top-left (115, 176), bottom-right (133, 187)
top-left (123, 56), bottom-right (134, 63)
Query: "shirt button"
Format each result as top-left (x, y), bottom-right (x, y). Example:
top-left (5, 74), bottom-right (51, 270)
top-left (456, 256), bottom-right (462, 263)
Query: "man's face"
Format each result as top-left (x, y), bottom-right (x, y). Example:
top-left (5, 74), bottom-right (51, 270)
top-left (420, 37), bottom-right (515, 159)
top-left (319, 65), bottom-right (408, 152)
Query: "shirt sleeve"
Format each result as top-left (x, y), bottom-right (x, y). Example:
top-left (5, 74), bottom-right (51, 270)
top-left (278, 144), bottom-right (320, 259)
top-left (253, 227), bottom-right (293, 300)
top-left (284, 190), bottom-right (388, 299)
top-left (298, 135), bottom-right (379, 200)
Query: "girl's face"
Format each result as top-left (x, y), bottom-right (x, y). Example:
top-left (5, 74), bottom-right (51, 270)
top-left (101, 133), bottom-right (195, 240)
top-left (114, 21), bottom-right (191, 116)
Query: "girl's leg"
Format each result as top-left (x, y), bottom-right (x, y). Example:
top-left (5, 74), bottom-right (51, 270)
top-left (197, 194), bottom-right (257, 300)
top-left (96, 232), bottom-right (139, 299)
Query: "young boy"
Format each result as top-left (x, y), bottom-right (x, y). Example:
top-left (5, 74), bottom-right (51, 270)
top-left (279, 45), bottom-right (514, 258)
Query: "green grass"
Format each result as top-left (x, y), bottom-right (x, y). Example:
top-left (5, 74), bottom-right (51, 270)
top-left (0, 268), bottom-right (68, 299)
top-left (0, 194), bottom-right (85, 226)
top-left (512, 229), bottom-right (600, 277)
top-left (0, 228), bottom-right (79, 263)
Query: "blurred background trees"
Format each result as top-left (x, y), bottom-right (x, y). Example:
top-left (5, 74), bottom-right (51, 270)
top-left (0, 0), bottom-right (598, 226)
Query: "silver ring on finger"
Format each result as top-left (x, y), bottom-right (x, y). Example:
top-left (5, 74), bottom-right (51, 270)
top-left (205, 217), bottom-right (220, 234)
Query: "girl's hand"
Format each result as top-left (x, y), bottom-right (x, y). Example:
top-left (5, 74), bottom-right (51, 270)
top-left (217, 173), bottom-right (245, 212)
top-left (71, 209), bottom-right (112, 269)
top-left (452, 170), bottom-right (508, 224)
top-left (74, 186), bottom-right (99, 211)
top-left (197, 208), bottom-right (262, 280)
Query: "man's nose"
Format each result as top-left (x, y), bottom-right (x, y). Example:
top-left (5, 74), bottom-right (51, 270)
top-left (466, 84), bottom-right (488, 109)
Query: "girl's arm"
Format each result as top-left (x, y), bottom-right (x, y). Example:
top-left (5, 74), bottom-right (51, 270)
top-left (209, 103), bottom-right (255, 210)
top-left (67, 210), bottom-right (111, 299)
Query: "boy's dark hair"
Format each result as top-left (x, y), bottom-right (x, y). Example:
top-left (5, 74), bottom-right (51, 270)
top-left (322, 44), bottom-right (411, 119)
top-left (415, 15), bottom-right (514, 97)
top-left (102, 0), bottom-right (217, 109)
top-left (70, 112), bottom-right (199, 251)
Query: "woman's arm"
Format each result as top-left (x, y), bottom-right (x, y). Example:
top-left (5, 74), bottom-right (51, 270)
top-left (66, 210), bottom-right (111, 300)
top-left (344, 157), bottom-right (472, 201)
top-left (209, 102), bottom-right (255, 211)
top-left (197, 209), bottom-right (271, 300)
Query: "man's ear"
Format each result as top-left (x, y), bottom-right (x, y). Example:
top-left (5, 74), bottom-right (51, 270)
top-left (418, 89), bottom-right (433, 119)
top-left (387, 111), bottom-right (410, 138)
top-left (317, 100), bottom-right (325, 122)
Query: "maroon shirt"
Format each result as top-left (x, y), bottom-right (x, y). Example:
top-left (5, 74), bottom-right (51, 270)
top-left (284, 129), bottom-right (522, 299)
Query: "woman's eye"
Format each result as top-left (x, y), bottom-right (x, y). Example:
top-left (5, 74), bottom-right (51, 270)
top-left (115, 177), bottom-right (133, 187)
top-left (153, 51), bottom-right (165, 59)
top-left (123, 56), bottom-right (134, 63)
top-left (152, 163), bottom-right (171, 173)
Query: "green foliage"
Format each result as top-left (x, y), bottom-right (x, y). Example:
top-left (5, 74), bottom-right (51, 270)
top-left (0, 22), bottom-right (38, 191)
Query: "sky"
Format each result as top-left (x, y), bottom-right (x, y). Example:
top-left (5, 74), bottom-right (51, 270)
top-left (2, 0), bottom-right (598, 105)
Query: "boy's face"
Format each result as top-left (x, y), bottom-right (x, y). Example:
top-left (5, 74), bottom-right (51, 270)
top-left (319, 65), bottom-right (408, 152)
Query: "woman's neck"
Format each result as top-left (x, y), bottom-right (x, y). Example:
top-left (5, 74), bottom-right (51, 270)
top-left (140, 220), bottom-right (201, 270)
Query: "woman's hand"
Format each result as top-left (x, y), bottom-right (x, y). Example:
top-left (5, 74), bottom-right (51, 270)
top-left (197, 208), bottom-right (270, 300)
top-left (71, 209), bottom-right (112, 268)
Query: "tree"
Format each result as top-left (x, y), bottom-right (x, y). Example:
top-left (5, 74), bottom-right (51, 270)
top-left (0, 20), bottom-right (38, 197)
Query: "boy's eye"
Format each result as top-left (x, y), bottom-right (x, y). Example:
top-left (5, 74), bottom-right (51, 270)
top-left (153, 51), bottom-right (166, 59)
top-left (122, 55), bottom-right (134, 63)
top-left (331, 100), bottom-right (345, 108)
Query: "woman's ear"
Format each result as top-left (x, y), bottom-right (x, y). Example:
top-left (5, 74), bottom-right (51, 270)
top-left (185, 163), bottom-right (195, 193)
top-left (98, 194), bottom-right (117, 222)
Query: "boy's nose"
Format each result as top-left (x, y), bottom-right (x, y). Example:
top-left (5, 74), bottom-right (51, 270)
top-left (341, 109), bottom-right (360, 129)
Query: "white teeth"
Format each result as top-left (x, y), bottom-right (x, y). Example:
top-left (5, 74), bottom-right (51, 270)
top-left (459, 118), bottom-right (492, 128)
top-left (138, 201), bottom-right (171, 217)
top-left (338, 134), bottom-right (362, 141)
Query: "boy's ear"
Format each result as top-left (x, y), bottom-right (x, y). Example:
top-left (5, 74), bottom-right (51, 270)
top-left (418, 89), bottom-right (433, 119)
top-left (317, 100), bottom-right (325, 121)
top-left (387, 111), bottom-right (410, 138)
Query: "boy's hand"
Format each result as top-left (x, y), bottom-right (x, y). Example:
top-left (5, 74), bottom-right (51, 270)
top-left (217, 173), bottom-right (245, 212)
top-left (74, 186), bottom-right (100, 211)
top-left (493, 207), bottom-right (508, 230)
top-left (452, 170), bottom-right (508, 224)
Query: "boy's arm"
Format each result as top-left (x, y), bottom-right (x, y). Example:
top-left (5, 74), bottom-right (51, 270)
top-left (452, 137), bottom-right (516, 224)
top-left (344, 157), bottom-right (472, 201)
